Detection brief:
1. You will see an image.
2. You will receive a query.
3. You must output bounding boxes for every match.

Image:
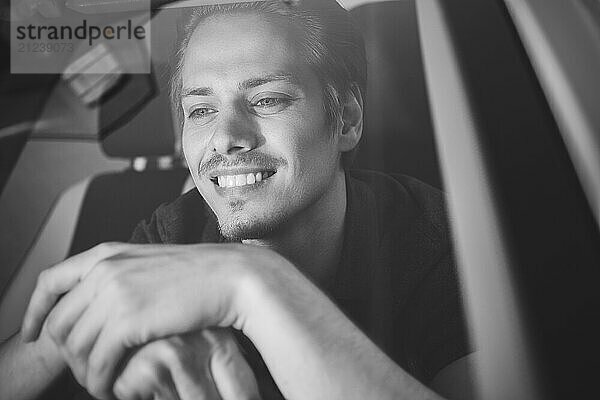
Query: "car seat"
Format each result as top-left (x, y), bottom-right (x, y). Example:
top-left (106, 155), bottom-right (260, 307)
top-left (0, 68), bottom-right (189, 341)
top-left (350, 0), bottom-right (442, 188)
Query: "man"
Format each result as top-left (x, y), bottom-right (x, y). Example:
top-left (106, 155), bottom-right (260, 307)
top-left (0, 1), bottom-right (474, 399)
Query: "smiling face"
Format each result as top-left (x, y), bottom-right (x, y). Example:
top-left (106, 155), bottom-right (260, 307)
top-left (180, 12), bottom-right (346, 240)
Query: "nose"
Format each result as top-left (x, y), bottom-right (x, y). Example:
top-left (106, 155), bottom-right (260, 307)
top-left (211, 106), bottom-right (261, 156)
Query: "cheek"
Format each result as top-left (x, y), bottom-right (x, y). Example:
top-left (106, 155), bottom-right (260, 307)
top-left (295, 103), bottom-right (336, 162)
top-left (181, 131), bottom-right (194, 164)
top-left (281, 105), bottom-right (331, 155)
top-left (286, 131), bottom-right (337, 184)
top-left (182, 128), bottom-right (209, 171)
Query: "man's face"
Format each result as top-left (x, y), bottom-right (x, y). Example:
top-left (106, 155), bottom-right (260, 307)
top-left (181, 12), bottom-right (344, 240)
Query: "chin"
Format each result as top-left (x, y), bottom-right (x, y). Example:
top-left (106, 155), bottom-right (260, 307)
top-left (217, 209), bottom-right (287, 241)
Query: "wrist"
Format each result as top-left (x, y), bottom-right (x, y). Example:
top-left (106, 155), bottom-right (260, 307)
top-left (228, 250), bottom-right (275, 334)
top-left (227, 245), bottom-right (332, 343)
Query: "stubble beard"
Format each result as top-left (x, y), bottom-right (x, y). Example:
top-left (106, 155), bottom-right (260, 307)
top-left (217, 205), bottom-right (288, 241)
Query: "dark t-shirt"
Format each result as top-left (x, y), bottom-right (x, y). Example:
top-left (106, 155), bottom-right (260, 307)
top-left (46, 169), bottom-right (471, 399)
top-left (130, 170), bottom-right (471, 382)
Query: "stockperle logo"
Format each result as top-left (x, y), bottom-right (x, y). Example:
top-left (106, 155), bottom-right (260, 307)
top-left (10, 0), bottom-right (151, 74)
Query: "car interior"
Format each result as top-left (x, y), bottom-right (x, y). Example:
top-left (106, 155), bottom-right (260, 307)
top-left (1, 0), bottom-right (599, 398)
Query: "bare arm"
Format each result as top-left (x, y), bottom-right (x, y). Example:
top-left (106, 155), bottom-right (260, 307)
top-left (237, 257), bottom-right (445, 400)
top-left (0, 328), bottom-right (67, 400)
top-left (20, 243), bottom-right (466, 400)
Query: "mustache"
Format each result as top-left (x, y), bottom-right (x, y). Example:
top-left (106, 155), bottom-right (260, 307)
top-left (198, 152), bottom-right (287, 176)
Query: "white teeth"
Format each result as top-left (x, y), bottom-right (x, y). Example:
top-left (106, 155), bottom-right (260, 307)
top-left (226, 176), bottom-right (236, 188)
top-left (216, 172), bottom-right (270, 188)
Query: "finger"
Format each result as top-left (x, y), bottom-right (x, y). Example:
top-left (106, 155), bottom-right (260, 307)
top-left (170, 358), bottom-right (223, 400)
top-left (45, 253), bottom-right (124, 346)
top-left (22, 242), bottom-right (129, 341)
top-left (206, 331), bottom-right (260, 400)
top-left (45, 275), bottom-right (96, 345)
top-left (159, 334), bottom-right (222, 400)
top-left (114, 366), bottom-right (161, 400)
top-left (86, 320), bottom-right (135, 400)
top-left (211, 346), bottom-right (260, 400)
top-left (47, 255), bottom-right (126, 385)
top-left (114, 346), bottom-right (180, 400)
top-left (62, 298), bottom-right (108, 386)
top-left (22, 261), bottom-right (87, 342)
top-left (113, 369), bottom-right (157, 400)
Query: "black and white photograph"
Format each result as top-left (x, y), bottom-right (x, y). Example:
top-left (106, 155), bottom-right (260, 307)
top-left (1, 0), bottom-right (599, 399)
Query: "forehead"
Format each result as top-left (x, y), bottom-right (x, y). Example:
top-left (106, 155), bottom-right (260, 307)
top-left (181, 12), bottom-right (309, 90)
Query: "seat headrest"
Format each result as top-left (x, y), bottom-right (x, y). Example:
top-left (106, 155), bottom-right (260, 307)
top-left (100, 69), bottom-right (176, 159)
top-left (350, 1), bottom-right (442, 187)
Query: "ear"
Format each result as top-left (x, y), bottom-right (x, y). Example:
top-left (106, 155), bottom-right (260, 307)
top-left (338, 83), bottom-right (364, 153)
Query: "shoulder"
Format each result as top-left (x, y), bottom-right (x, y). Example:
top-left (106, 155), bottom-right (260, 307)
top-left (348, 169), bottom-right (450, 246)
top-left (129, 189), bottom-right (212, 244)
top-left (345, 169), bottom-right (455, 299)
top-left (346, 170), bottom-right (470, 382)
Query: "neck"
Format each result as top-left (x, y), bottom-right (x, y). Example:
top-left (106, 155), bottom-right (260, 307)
top-left (243, 170), bottom-right (347, 286)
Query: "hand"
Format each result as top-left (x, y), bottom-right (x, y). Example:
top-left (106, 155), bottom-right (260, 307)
top-left (21, 241), bottom-right (417, 400)
top-left (21, 242), bottom-right (282, 399)
top-left (113, 329), bottom-right (260, 400)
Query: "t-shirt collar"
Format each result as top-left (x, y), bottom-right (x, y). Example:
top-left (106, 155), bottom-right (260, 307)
top-left (199, 172), bottom-right (382, 302)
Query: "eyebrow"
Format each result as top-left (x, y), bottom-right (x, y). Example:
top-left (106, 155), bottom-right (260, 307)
top-left (238, 73), bottom-right (299, 91)
top-left (182, 87), bottom-right (214, 97)
top-left (181, 73), bottom-right (300, 98)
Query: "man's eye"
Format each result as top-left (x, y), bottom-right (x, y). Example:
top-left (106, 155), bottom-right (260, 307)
top-left (251, 97), bottom-right (293, 114)
top-left (188, 107), bottom-right (218, 119)
top-left (255, 98), bottom-right (283, 107)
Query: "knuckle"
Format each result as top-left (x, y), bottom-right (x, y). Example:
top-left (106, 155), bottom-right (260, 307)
top-left (154, 340), bottom-right (181, 364)
top-left (103, 274), bottom-right (124, 294)
top-left (105, 286), bottom-right (144, 326)
top-left (45, 317), bottom-right (63, 343)
top-left (87, 387), bottom-right (108, 400)
top-left (137, 339), bottom-right (183, 373)
top-left (96, 241), bottom-right (118, 254)
top-left (112, 379), bottom-right (129, 400)
top-left (113, 376), bottom-right (148, 400)
top-left (37, 269), bottom-right (51, 289)
top-left (95, 259), bottom-right (118, 278)
top-left (87, 376), bottom-right (114, 400)
top-left (133, 357), bottom-right (166, 383)
top-left (102, 274), bottom-right (133, 303)
top-left (86, 380), bottom-right (106, 400)
top-left (65, 336), bottom-right (85, 361)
